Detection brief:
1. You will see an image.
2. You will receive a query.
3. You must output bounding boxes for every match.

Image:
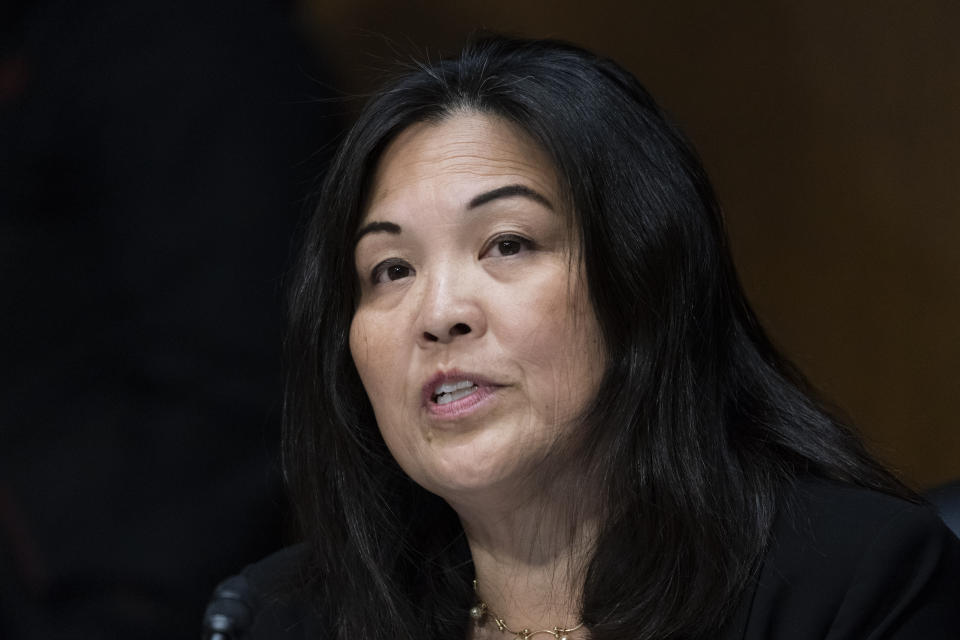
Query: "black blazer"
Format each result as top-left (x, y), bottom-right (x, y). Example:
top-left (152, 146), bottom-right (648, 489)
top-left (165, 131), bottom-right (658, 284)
top-left (206, 478), bottom-right (960, 639)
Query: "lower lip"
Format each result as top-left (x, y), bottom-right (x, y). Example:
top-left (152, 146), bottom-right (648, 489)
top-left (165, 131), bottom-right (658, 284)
top-left (425, 384), bottom-right (500, 419)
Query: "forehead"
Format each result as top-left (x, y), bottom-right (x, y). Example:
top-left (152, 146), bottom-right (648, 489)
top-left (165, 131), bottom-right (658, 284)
top-left (364, 113), bottom-right (560, 218)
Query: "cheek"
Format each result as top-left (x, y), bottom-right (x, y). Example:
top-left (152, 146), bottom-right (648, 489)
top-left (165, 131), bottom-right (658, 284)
top-left (348, 310), bottom-right (393, 400)
top-left (348, 313), bottom-right (370, 379)
top-left (501, 277), bottom-right (604, 417)
top-left (350, 310), bottom-right (426, 478)
top-left (349, 310), bottom-right (416, 438)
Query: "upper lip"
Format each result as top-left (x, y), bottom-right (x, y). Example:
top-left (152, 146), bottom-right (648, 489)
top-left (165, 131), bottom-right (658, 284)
top-left (421, 369), bottom-right (501, 405)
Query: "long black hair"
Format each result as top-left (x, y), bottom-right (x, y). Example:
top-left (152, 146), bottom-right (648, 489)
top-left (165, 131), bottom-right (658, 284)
top-left (282, 35), bottom-right (914, 639)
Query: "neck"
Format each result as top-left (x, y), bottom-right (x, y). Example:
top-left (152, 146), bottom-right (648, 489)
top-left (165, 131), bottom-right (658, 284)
top-left (450, 473), bottom-right (599, 639)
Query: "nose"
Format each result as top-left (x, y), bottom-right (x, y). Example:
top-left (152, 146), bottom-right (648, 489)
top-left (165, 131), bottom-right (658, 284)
top-left (417, 267), bottom-right (486, 345)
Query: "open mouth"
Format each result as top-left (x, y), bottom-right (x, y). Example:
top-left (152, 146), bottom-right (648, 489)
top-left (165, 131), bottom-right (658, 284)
top-left (431, 380), bottom-right (479, 405)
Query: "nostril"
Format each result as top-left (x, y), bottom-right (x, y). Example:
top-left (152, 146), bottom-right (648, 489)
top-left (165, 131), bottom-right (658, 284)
top-left (450, 323), bottom-right (471, 336)
top-left (423, 331), bottom-right (439, 342)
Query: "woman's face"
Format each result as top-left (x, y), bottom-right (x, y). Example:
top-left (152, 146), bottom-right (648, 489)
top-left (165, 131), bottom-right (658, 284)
top-left (349, 113), bottom-right (604, 504)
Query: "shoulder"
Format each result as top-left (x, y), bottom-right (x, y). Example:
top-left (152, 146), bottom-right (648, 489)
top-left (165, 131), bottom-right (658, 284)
top-left (736, 477), bottom-right (960, 639)
top-left (928, 480), bottom-right (960, 537)
top-left (204, 544), bottom-right (326, 640)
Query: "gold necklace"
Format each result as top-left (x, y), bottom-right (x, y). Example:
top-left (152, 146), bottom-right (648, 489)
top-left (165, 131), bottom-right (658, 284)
top-left (469, 580), bottom-right (584, 640)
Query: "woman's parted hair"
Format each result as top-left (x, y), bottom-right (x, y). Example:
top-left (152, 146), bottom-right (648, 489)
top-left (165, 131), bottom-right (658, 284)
top-left (283, 35), bottom-right (911, 639)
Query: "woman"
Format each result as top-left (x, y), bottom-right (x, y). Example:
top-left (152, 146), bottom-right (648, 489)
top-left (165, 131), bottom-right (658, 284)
top-left (206, 36), bottom-right (960, 639)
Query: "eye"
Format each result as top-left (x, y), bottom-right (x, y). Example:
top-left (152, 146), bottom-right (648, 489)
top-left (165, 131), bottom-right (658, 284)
top-left (484, 234), bottom-right (534, 258)
top-left (371, 259), bottom-right (413, 284)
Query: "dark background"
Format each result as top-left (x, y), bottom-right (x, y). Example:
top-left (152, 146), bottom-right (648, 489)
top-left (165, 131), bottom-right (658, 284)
top-left (2, 1), bottom-right (957, 638)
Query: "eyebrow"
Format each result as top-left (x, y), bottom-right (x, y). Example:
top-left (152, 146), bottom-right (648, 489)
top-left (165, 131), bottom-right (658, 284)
top-left (354, 220), bottom-right (401, 244)
top-left (354, 184), bottom-right (554, 244)
top-left (468, 184), bottom-right (553, 211)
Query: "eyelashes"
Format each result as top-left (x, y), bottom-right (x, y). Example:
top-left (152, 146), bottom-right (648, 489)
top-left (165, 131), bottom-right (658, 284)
top-left (482, 233), bottom-right (534, 258)
top-left (371, 259), bottom-right (412, 285)
top-left (366, 233), bottom-right (536, 286)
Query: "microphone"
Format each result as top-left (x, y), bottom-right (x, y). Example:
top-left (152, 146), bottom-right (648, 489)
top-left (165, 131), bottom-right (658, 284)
top-left (202, 575), bottom-right (255, 640)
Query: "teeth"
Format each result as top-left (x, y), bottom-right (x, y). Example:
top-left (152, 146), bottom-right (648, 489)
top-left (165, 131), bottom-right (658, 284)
top-left (432, 380), bottom-right (478, 405)
top-left (435, 386), bottom-right (478, 405)
top-left (434, 380), bottom-right (475, 395)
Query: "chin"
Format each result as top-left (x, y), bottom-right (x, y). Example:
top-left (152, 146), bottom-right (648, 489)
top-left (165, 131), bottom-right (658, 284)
top-left (387, 419), bottom-right (550, 504)
top-left (400, 439), bottom-right (491, 482)
top-left (416, 452), bottom-right (532, 506)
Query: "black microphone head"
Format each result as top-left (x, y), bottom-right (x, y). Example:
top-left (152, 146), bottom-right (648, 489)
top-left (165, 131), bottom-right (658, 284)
top-left (202, 575), bottom-right (255, 640)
